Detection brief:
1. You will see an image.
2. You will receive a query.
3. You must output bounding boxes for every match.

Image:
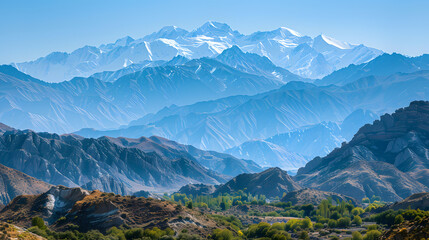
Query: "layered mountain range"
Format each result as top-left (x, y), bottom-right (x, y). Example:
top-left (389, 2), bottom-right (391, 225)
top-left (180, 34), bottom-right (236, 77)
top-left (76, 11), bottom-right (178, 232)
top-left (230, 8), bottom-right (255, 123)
top-left (0, 47), bottom-right (297, 133)
top-left (2, 49), bottom-right (429, 173)
top-left (0, 127), bottom-right (263, 195)
top-left (78, 55), bottom-right (429, 167)
top-left (225, 109), bottom-right (379, 170)
top-left (295, 101), bottom-right (429, 202)
top-left (13, 22), bottom-right (381, 82)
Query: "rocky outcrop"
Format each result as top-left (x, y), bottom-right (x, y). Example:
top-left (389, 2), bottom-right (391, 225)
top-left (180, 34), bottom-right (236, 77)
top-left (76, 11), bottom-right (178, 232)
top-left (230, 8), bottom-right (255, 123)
top-left (281, 188), bottom-right (359, 206)
top-left (0, 123), bottom-right (14, 134)
top-left (386, 192), bottom-right (429, 211)
top-left (214, 168), bottom-right (302, 198)
top-left (0, 163), bottom-right (51, 204)
top-left (178, 184), bottom-right (217, 196)
top-left (132, 190), bottom-right (151, 198)
top-left (382, 216), bottom-right (429, 240)
top-left (42, 186), bottom-right (90, 222)
top-left (295, 101), bottom-right (429, 202)
top-left (0, 130), bottom-right (227, 194)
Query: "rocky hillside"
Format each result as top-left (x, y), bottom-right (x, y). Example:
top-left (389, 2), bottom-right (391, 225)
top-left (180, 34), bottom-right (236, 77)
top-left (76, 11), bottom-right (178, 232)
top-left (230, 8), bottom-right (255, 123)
top-left (178, 184), bottom-right (217, 196)
top-left (0, 222), bottom-right (45, 240)
top-left (0, 186), bottom-right (220, 235)
top-left (381, 216), bottom-right (429, 239)
top-left (281, 188), bottom-right (358, 206)
top-left (214, 168), bottom-right (302, 198)
top-left (386, 192), bottom-right (429, 211)
top-left (0, 163), bottom-right (51, 205)
top-left (0, 130), bottom-right (227, 194)
top-left (0, 123), bottom-right (14, 133)
top-left (295, 101), bottom-right (429, 202)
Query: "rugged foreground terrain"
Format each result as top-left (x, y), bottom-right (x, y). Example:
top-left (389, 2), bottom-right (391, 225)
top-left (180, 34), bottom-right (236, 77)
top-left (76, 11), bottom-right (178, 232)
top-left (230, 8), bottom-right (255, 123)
top-left (0, 186), bottom-right (222, 236)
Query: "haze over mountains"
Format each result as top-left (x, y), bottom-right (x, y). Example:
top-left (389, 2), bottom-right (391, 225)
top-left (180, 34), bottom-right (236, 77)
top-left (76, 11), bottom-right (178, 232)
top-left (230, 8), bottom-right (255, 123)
top-left (2, 48), bottom-right (429, 172)
top-left (1, 21), bottom-right (429, 205)
top-left (12, 22), bottom-right (382, 82)
top-left (77, 57), bottom-right (429, 169)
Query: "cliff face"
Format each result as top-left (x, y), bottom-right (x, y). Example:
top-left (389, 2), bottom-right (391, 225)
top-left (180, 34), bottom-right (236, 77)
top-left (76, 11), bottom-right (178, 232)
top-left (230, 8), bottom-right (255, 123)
top-left (296, 101), bottom-right (429, 202)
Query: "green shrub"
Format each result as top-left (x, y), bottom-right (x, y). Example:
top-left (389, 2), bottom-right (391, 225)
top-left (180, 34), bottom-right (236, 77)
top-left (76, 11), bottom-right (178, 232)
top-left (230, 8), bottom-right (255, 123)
top-left (328, 219), bottom-right (337, 228)
top-left (31, 217), bottom-right (46, 230)
top-left (363, 230), bottom-right (381, 240)
top-left (337, 217), bottom-right (351, 228)
top-left (351, 207), bottom-right (365, 216)
top-left (298, 230), bottom-right (309, 240)
top-left (394, 214), bottom-right (404, 224)
top-left (314, 223), bottom-right (324, 229)
top-left (352, 216), bottom-right (362, 226)
top-left (211, 229), bottom-right (233, 240)
top-left (352, 231), bottom-right (363, 240)
top-left (366, 224), bottom-right (378, 231)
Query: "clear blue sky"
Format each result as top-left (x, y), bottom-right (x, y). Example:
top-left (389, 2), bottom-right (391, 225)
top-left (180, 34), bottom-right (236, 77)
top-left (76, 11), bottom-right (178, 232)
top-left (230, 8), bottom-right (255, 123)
top-left (0, 0), bottom-right (428, 64)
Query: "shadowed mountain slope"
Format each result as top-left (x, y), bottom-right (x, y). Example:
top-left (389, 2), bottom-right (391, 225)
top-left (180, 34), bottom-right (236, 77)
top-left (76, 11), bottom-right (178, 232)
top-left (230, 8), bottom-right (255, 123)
top-left (295, 101), bottom-right (429, 202)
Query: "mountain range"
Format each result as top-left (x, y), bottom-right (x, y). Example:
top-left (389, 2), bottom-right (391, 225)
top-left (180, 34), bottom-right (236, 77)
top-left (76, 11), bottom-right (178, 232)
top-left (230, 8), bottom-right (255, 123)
top-left (0, 127), bottom-right (257, 195)
top-left (12, 22), bottom-right (382, 82)
top-left (295, 101), bottom-right (429, 202)
top-left (225, 109), bottom-right (379, 170)
top-left (0, 47), bottom-right (299, 133)
top-left (77, 56), bottom-right (429, 170)
top-left (3, 51), bottom-right (429, 173)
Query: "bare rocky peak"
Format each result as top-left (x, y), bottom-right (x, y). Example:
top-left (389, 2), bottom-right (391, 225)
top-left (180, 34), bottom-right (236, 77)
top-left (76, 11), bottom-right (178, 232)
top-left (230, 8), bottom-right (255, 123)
top-left (296, 101), bottom-right (429, 202)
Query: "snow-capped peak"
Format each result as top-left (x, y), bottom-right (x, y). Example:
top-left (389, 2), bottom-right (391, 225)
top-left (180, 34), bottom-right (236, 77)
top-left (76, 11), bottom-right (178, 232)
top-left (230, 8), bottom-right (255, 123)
top-left (191, 21), bottom-right (240, 38)
top-left (278, 27), bottom-right (302, 37)
top-left (320, 34), bottom-right (352, 50)
top-left (115, 36), bottom-right (135, 46)
top-left (143, 26), bottom-right (189, 41)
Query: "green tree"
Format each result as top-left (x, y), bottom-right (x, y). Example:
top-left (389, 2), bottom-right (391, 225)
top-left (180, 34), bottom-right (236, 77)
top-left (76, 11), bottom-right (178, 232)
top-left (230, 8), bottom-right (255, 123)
top-left (352, 231), bottom-right (363, 240)
top-left (301, 217), bottom-right (313, 229)
top-left (31, 217), bottom-right (46, 230)
top-left (220, 201), bottom-right (226, 210)
top-left (352, 216), bottom-right (362, 226)
top-left (394, 214), bottom-right (404, 225)
top-left (186, 201), bottom-right (193, 209)
top-left (301, 204), bottom-right (314, 216)
top-left (298, 231), bottom-right (309, 240)
top-left (211, 229), bottom-right (233, 240)
top-left (337, 217), bottom-right (351, 228)
top-left (330, 211), bottom-right (341, 220)
top-left (351, 207), bottom-right (365, 216)
top-left (371, 195), bottom-right (381, 203)
top-left (363, 230), bottom-right (382, 240)
top-left (328, 219), bottom-right (337, 228)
